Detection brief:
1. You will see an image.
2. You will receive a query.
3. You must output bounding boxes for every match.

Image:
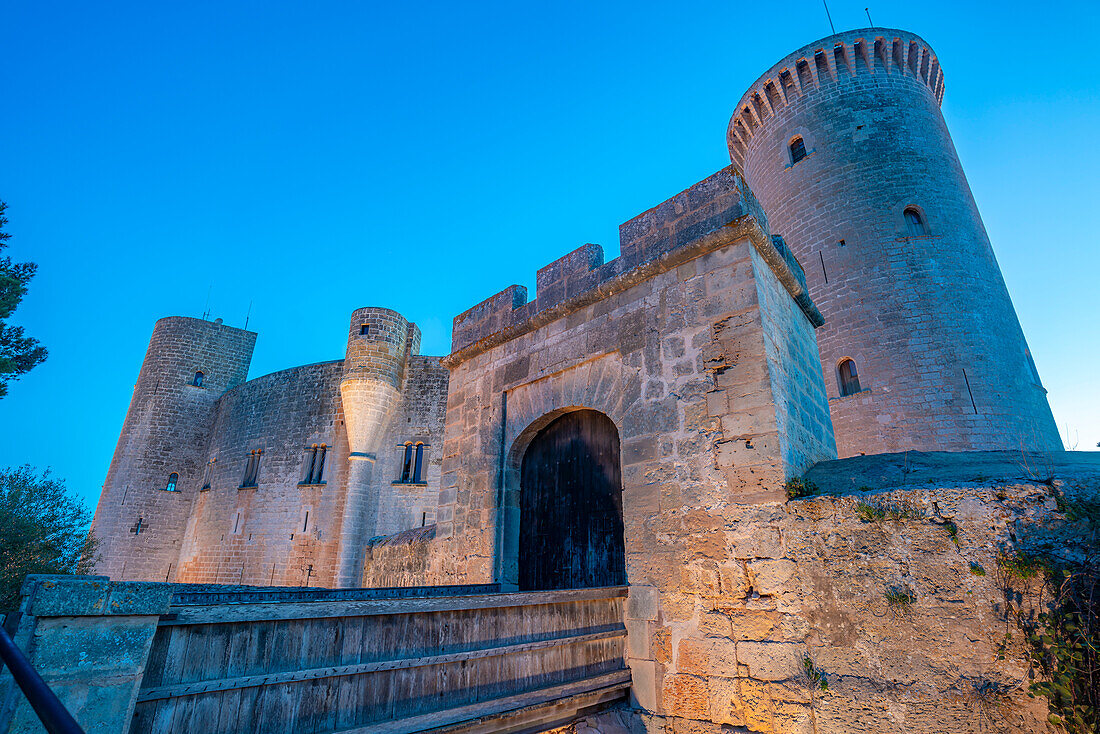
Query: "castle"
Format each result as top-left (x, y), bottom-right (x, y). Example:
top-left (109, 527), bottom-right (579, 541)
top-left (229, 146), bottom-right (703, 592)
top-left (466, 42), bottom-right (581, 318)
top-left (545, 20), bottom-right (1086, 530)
top-left (91, 27), bottom-right (1060, 590)
top-left (76, 27), bottom-right (1088, 733)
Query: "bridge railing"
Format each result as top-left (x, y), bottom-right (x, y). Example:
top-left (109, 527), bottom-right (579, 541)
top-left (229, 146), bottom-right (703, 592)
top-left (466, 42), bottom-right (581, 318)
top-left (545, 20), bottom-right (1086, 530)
top-left (0, 577), bottom-right (629, 734)
top-left (134, 585), bottom-right (629, 733)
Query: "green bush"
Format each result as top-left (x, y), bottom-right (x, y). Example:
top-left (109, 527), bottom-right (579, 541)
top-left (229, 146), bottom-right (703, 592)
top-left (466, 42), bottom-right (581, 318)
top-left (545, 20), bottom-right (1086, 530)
top-left (856, 499), bottom-right (920, 522)
top-left (784, 477), bottom-right (819, 500)
top-left (884, 586), bottom-right (916, 608)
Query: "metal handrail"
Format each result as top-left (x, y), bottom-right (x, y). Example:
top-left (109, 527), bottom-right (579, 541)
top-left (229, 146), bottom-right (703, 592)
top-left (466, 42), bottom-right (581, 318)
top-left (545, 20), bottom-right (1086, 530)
top-left (0, 623), bottom-right (85, 734)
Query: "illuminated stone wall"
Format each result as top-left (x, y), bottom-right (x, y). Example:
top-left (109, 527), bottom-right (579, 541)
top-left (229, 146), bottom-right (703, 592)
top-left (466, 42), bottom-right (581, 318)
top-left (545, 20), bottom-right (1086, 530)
top-left (433, 164), bottom-right (836, 612)
top-left (730, 28), bottom-right (1061, 458)
top-left (93, 311), bottom-right (448, 589)
top-left (91, 316), bottom-right (256, 583)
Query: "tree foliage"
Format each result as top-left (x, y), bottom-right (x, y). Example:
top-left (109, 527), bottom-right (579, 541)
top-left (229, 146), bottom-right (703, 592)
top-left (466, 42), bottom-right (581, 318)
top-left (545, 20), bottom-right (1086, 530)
top-left (0, 466), bottom-right (97, 612)
top-left (0, 201), bottom-right (47, 397)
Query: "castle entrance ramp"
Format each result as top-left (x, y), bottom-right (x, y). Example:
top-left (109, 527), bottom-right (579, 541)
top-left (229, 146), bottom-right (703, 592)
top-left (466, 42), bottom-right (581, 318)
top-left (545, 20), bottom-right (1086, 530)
top-left (130, 584), bottom-right (629, 734)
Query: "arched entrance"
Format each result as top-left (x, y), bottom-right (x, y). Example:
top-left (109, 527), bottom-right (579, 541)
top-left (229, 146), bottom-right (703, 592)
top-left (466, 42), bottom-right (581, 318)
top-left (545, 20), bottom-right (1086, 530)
top-left (518, 409), bottom-right (626, 590)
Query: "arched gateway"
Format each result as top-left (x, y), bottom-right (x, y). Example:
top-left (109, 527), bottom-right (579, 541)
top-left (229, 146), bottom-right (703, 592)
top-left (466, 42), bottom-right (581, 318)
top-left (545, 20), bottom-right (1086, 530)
top-left (518, 409), bottom-right (626, 590)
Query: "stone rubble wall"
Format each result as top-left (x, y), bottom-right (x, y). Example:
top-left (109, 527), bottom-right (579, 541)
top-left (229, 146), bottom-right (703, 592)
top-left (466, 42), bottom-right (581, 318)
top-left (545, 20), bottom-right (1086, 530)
top-left (360, 524), bottom-right (441, 588)
top-left (614, 451), bottom-right (1100, 734)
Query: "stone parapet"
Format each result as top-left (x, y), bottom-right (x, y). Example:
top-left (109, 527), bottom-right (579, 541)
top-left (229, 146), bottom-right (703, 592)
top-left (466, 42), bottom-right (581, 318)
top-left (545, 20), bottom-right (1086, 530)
top-left (449, 167), bottom-right (820, 364)
top-left (728, 27), bottom-right (944, 169)
top-left (0, 576), bottom-right (172, 734)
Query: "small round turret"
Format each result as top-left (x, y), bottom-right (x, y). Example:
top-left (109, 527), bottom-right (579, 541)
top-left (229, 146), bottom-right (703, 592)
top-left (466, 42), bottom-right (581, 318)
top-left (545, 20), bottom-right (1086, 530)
top-left (729, 28), bottom-right (1060, 456)
top-left (335, 307), bottom-right (420, 584)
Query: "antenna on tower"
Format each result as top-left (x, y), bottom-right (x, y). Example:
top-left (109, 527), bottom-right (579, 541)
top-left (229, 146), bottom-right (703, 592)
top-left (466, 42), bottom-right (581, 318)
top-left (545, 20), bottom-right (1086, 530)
top-left (244, 299), bottom-right (253, 330)
top-left (202, 285), bottom-right (212, 321)
top-left (866, 7), bottom-right (875, 27)
top-left (823, 0), bottom-right (836, 34)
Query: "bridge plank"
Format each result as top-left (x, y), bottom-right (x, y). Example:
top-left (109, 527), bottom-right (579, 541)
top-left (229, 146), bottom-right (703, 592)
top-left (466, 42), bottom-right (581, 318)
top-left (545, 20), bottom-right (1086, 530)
top-left (136, 628), bottom-right (624, 702)
top-left (159, 586), bottom-right (628, 625)
top-left (338, 672), bottom-right (632, 734)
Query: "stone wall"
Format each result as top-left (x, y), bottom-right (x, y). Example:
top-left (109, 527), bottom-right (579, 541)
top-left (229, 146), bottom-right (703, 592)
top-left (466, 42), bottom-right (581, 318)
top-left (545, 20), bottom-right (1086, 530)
top-left (360, 524), bottom-right (440, 588)
top-left (95, 307), bottom-right (449, 590)
top-left (174, 352), bottom-right (449, 590)
top-left (91, 317), bottom-right (256, 583)
top-left (174, 360), bottom-right (348, 587)
top-left (616, 451), bottom-right (1100, 733)
top-left (435, 169), bottom-right (835, 588)
top-left (370, 355), bottom-right (449, 536)
top-left (730, 28), bottom-right (1061, 457)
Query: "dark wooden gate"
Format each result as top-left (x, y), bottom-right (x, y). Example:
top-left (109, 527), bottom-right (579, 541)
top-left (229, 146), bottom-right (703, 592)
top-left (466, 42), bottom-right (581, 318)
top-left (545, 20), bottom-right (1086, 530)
top-left (519, 409), bottom-right (626, 590)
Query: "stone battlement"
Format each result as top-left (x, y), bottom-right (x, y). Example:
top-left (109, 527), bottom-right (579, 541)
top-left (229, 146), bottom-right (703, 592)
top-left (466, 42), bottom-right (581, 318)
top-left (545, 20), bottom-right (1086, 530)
top-left (728, 28), bottom-right (944, 169)
top-left (449, 166), bottom-right (817, 360)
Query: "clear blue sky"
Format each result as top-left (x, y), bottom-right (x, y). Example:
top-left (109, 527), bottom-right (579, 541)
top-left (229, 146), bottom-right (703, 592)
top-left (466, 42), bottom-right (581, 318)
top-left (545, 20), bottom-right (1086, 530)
top-left (1, 1), bottom-right (1097, 511)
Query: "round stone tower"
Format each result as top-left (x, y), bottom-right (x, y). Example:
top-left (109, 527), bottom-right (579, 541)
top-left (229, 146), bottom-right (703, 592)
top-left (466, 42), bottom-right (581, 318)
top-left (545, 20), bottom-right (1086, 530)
top-left (335, 307), bottom-right (420, 584)
top-left (91, 316), bottom-right (256, 581)
top-left (728, 28), bottom-right (1060, 457)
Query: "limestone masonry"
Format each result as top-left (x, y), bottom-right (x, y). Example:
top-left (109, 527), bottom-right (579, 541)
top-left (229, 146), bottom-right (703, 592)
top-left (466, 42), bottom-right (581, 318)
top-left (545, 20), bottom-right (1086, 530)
top-left (81, 27), bottom-right (1089, 734)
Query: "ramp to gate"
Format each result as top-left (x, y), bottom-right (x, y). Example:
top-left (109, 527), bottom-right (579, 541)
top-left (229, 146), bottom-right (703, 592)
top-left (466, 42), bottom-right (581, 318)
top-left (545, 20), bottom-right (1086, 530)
top-left (131, 585), bottom-right (630, 734)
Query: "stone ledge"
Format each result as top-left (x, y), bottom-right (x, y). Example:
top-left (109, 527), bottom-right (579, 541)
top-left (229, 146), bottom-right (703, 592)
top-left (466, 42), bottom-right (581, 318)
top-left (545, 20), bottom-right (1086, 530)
top-left (19, 576), bottom-right (174, 618)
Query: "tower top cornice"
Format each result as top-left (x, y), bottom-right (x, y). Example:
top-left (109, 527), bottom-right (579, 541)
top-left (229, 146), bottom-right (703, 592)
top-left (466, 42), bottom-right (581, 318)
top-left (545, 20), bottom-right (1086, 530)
top-left (728, 28), bottom-right (944, 169)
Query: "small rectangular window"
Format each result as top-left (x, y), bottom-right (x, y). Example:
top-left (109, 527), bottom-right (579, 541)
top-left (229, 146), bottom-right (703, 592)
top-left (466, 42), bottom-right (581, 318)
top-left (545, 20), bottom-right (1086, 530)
top-left (300, 445), bottom-right (327, 485)
top-left (241, 450), bottom-right (261, 488)
top-left (201, 458), bottom-right (215, 490)
top-left (359, 324), bottom-right (370, 336)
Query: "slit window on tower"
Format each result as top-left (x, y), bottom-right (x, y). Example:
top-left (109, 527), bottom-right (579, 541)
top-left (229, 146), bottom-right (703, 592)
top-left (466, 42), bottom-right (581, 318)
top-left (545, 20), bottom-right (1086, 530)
top-left (789, 136), bottom-right (807, 164)
top-left (359, 324), bottom-right (370, 336)
top-left (838, 359), bottom-right (861, 397)
top-left (904, 207), bottom-right (928, 236)
top-left (300, 444), bottom-right (327, 485)
top-left (165, 472), bottom-right (179, 492)
top-left (241, 450), bottom-right (261, 488)
top-left (192, 371), bottom-right (204, 387)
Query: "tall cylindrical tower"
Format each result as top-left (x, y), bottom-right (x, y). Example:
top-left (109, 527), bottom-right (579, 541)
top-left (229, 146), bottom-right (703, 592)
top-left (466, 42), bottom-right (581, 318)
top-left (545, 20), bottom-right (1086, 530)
top-left (335, 307), bottom-right (419, 585)
top-left (729, 28), bottom-right (1060, 457)
top-left (91, 317), bottom-right (256, 581)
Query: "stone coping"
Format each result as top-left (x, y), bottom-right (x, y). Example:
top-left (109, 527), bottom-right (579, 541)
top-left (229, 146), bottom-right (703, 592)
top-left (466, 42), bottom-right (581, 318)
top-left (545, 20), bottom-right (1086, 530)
top-left (444, 216), bottom-right (823, 368)
top-left (805, 449), bottom-right (1100, 496)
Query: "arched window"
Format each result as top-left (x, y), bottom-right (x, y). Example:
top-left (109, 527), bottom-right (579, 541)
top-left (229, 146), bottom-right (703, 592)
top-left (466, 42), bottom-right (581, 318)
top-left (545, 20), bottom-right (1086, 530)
top-left (192, 371), bottom-right (204, 387)
top-left (166, 472), bottom-right (179, 492)
top-left (904, 207), bottom-right (928, 236)
top-left (838, 359), bottom-right (861, 396)
top-left (789, 136), bottom-right (807, 164)
top-left (396, 442), bottom-right (428, 483)
top-left (300, 444), bottom-right (327, 485)
top-left (413, 443), bottom-right (425, 483)
top-left (399, 443), bottom-right (414, 482)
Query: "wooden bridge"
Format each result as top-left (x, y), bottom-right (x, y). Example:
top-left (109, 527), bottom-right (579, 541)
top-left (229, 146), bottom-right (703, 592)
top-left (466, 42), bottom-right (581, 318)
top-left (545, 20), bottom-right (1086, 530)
top-left (0, 579), bottom-right (631, 734)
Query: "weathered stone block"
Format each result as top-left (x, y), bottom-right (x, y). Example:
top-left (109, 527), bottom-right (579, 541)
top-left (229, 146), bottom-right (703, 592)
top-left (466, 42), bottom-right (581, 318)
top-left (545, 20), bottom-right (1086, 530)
top-left (661, 675), bottom-right (710, 719)
top-left (748, 559), bottom-right (796, 595)
top-left (736, 641), bottom-right (803, 681)
top-left (627, 585), bottom-right (659, 621)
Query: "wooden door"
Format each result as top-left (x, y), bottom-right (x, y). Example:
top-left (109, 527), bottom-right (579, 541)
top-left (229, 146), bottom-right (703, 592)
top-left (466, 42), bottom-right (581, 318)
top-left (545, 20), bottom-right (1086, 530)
top-left (519, 409), bottom-right (626, 590)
